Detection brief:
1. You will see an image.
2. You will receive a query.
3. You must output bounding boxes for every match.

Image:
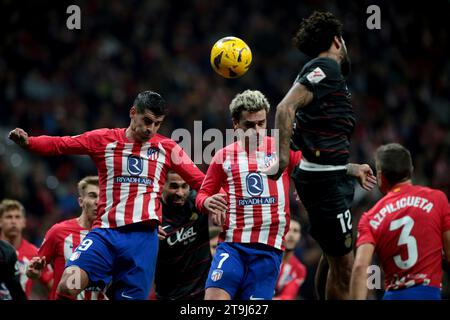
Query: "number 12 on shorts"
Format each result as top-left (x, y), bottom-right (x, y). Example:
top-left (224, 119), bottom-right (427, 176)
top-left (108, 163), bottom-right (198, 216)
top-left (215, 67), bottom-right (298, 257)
top-left (337, 210), bottom-right (352, 233)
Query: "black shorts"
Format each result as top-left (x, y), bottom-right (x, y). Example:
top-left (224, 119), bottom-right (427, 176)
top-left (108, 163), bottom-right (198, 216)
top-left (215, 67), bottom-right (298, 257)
top-left (292, 168), bottom-right (355, 257)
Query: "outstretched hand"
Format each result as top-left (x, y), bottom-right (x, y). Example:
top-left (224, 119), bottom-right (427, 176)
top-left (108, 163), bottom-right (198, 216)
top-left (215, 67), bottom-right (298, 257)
top-left (348, 163), bottom-right (377, 191)
top-left (8, 128), bottom-right (29, 148)
top-left (26, 256), bottom-right (46, 279)
top-left (204, 194), bottom-right (228, 226)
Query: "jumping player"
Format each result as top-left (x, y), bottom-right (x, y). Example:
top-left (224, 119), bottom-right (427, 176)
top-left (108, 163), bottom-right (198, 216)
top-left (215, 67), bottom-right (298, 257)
top-left (270, 11), bottom-right (376, 299)
top-left (8, 90), bottom-right (210, 300)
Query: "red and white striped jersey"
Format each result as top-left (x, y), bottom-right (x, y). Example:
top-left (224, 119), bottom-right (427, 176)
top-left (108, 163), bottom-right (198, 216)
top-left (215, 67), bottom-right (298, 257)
top-left (275, 254), bottom-right (307, 300)
top-left (39, 218), bottom-right (107, 300)
top-left (28, 128), bottom-right (205, 229)
top-left (196, 136), bottom-right (302, 250)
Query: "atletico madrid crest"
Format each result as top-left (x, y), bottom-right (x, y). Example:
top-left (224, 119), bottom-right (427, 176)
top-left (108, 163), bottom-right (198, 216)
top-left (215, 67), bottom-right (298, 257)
top-left (211, 269), bottom-right (223, 282)
top-left (147, 147), bottom-right (160, 160)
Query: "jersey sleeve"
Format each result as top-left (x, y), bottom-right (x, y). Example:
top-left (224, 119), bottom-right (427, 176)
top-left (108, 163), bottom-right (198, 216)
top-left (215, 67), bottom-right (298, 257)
top-left (195, 149), bottom-right (227, 214)
top-left (437, 191), bottom-right (450, 232)
top-left (356, 213), bottom-right (376, 247)
top-left (39, 265), bottom-right (54, 286)
top-left (168, 141), bottom-right (205, 191)
top-left (287, 149), bottom-right (302, 175)
top-left (38, 224), bottom-right (59, 263)
top-left (296, 59), bottom-right (342, 100)
top-left (27, 129), bottom-right (104, 156)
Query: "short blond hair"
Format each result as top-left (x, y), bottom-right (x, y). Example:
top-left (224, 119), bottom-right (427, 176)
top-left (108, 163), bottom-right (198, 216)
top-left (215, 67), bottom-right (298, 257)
top-left (77, 176), bottom-right (99, 197)
top-left (0, 199), bottom-right (25, 218)
top-left (229, 90), bottom-right (270, 120)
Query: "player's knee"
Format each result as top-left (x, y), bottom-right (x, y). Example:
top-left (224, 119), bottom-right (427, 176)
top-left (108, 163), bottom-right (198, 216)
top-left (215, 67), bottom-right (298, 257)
top-left (57, 266), bottom-right (89, 297)
top-left (205, 287), bottom-right (231, 300)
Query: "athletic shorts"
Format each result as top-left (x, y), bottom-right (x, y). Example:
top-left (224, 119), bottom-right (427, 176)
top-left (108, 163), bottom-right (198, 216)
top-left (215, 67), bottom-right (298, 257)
top-left (205, 242), bottom-right (283, 300)
top-left (293, 168), bottom-right (355, 256)
top-left (66, 222), bottom-right (159, 300)
top-left (383, 285), bottom-right (441, 300)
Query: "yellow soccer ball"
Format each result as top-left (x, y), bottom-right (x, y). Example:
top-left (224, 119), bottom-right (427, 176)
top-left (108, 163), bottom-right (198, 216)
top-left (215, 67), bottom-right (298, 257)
top-left (210, 36), bottom-right (252, 79)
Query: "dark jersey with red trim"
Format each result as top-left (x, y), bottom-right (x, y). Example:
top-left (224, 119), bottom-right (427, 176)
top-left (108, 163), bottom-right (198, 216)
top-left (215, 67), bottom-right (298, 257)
top-left (154, 192), bottom-right (211, 300)
top-left (292, 57), bottom-right (355, 165)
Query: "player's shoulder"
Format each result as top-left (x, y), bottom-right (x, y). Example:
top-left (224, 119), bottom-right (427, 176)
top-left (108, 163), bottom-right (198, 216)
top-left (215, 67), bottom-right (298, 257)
top-left (301, 57), bottom-right (340, 73)
top-left (48, 218), bottom-right (80, 234)
top-left (80, 128), bottom-right (126, 144)
top-left (222, 141), bottom-right (236, 151)
top-left (0, 240), bottom-right (16, 257)
top-left (153, 133), bottom-right (182, 149)
top-left (414, 185), bottom-right (448, 202)
top-left (84, 128), bottom-right (119, 136)
top-left (358, 207), bottom-right (377, 225)
top-left (19, 239), bottom-right (38, 255)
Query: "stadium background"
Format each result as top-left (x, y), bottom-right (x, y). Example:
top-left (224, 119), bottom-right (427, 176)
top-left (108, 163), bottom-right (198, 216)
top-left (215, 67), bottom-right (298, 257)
top-left (0, 0), bottom-right (449, 299)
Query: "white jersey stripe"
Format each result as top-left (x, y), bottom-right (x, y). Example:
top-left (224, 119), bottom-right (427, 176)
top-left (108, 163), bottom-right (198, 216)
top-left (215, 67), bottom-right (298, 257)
top-left (132, 144), bottom-right (150, 223)
top-left (238, 151), bottom-right (253, 243)
top-left (147, 142), bottom-right (166, 220)
top-left (274, 177), bottom-right (287, 249)
top-left (102, 141), bottom-right (118, 228)
top-left (256, 151), bottom-right (271, 245)
top-left (223, 155), bottom-right (235, 243)
top-left (115, 143), bottom-right (134, 227)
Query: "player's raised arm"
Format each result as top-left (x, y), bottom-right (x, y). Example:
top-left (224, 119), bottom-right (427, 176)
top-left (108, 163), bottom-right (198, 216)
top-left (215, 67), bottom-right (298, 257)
top-left (8, 128), bottom-right (97, 156)
top-left (195, 150), bottom-right (228, 223)
top-left (270, 83), bottom-right (313, 180)
top-left (169, 142), bottom-right (205, 191)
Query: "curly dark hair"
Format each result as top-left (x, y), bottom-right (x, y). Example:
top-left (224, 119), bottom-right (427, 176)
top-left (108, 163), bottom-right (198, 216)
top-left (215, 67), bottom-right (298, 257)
top-left (293, 11), bottom-right (343, 58)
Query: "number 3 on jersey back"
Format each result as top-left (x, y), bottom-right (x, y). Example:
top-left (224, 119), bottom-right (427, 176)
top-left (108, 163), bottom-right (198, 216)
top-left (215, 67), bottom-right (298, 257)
top-left (389, 216), bottom-right (418, 270)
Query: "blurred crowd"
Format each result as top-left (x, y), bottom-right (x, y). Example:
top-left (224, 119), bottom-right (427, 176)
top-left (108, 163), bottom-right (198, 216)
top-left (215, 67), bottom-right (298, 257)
top-left (0, 0), bottom-right (449, 299)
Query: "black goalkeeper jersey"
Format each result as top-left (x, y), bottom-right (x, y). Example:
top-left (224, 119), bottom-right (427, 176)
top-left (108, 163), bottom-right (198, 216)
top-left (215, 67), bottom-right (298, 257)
top-left (154, 192), bottom-right (211, 300)
top-left (292, 57), bottom-right (355, 165)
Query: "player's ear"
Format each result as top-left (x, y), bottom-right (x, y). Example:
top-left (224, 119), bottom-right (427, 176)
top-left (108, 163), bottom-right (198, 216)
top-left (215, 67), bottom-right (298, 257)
top-left (232, 117), bottom-right (239, 130)
top-left (130, 106), bottom-right (137, 118)
top-left (379, 171), bottom-right (390, 193)
top-left (332, 36), bottom-right (342, 50)
top-left (77, 197), bottom-right (83, 208)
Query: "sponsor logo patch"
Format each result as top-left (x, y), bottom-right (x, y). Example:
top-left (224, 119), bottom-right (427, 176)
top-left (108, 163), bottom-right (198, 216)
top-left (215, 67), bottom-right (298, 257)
top-left (306, 67), bottom-right (326, 83)
top-left (246, 172), bottom-right (263, 196)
